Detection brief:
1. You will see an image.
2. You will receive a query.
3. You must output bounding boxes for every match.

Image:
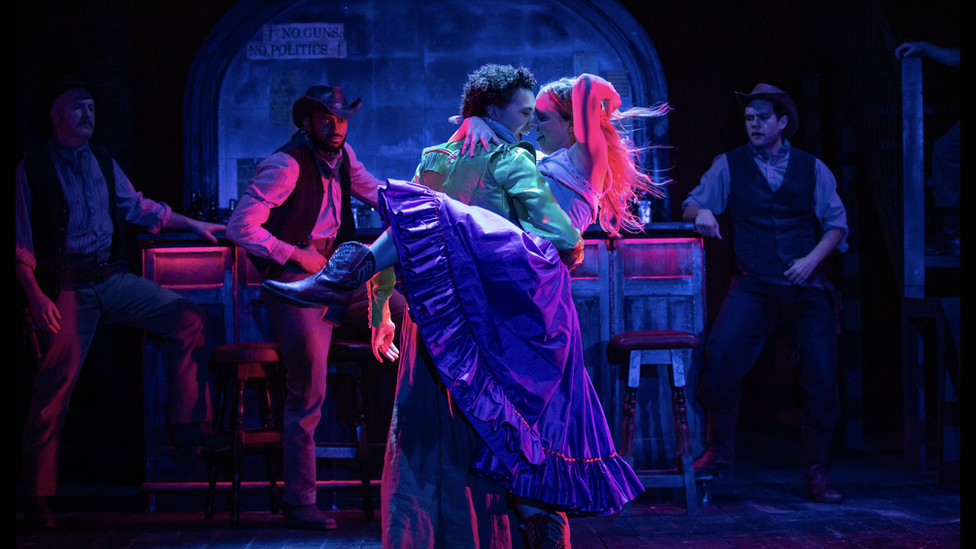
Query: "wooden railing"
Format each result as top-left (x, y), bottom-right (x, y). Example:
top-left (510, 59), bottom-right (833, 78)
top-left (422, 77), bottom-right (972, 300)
top-left (900, 56), bottom-right (925, 298)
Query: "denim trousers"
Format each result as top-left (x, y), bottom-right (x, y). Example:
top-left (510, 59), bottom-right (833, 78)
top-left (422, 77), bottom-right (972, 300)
top-left (696, 274), bottom-right (841, 438)
top-left (23, 271), bottom-right (210, 497)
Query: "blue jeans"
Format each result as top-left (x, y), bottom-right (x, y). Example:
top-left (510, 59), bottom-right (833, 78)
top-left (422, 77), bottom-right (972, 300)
top-left (696, 274), bottom-right (840, 437)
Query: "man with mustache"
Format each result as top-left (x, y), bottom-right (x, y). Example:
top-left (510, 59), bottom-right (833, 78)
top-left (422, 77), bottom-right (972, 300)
top-left (682, 83), bottom-right (849, 503)
top-left (16, 76), bottom-right (227, 530)
top-left (226, 85), bottom-right (405, 530)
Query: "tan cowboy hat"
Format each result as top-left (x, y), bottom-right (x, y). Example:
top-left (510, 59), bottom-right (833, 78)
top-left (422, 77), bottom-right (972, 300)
top-left (292, 85), bottom-right (362, 127)
top-left (735, 83), bottom-right (799, 139)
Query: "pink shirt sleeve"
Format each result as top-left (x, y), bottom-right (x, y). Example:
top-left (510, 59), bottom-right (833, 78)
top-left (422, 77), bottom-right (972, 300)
top-left (225, 152), bottom-right (301, 266)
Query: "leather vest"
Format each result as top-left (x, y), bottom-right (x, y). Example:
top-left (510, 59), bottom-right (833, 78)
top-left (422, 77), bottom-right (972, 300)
top-left (249, 135), bottom-right (356, 280)
top-left (21, 142), bottom-right (121, 302)
top-left (727, 144), bottom-right (821, 279)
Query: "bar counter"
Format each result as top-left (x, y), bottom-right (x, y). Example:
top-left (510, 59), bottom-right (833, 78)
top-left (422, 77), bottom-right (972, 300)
top-left (138, 223), bottom-right (706, 494)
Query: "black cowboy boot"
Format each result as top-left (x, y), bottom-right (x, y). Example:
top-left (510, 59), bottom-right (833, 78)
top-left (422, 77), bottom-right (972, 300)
top-left (801, 426), bottom-right (843, 503)
top-left (282, 502), bottom-right (338, 530)
top-left (803, 464), bottom-right (843, 503)
top-left (522, 512), bottom-right (570, 549)
top-left (261, 241), bottom-right (376, 325)
top-left (692, 408), bottom-right (737, 479)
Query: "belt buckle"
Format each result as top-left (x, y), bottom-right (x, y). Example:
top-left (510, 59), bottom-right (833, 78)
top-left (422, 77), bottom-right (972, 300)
top-left (93, 260), bottom-right (123, 284)
top-left (93, 262), bottom-right (111, 284)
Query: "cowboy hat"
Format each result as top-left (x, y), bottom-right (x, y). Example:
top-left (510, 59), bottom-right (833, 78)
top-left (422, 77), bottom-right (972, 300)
top-left (735, 83), bottom-right (799, 139)
top-left (292, 85), bottom-right (362, 127)
top-left (42, 74), bottom-right (107, 110)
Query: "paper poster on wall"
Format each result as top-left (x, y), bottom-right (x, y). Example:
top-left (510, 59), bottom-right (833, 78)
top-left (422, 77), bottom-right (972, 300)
top-left (247, 23), bottom-right (347, 59)
top-left (270, 71), bottom-right (302, 126)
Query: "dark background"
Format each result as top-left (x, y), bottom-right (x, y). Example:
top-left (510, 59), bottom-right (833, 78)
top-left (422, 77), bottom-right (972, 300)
top-left (15, 0), bottom-right (960, 489)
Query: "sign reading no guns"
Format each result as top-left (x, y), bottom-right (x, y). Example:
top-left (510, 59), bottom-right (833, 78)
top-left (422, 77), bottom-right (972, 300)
top-left (247, 23), bottom-right (347, 59)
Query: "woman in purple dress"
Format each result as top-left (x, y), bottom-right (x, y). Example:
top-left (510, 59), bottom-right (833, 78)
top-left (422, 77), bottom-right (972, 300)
top-left (263, 67), bottom-right (667, 548)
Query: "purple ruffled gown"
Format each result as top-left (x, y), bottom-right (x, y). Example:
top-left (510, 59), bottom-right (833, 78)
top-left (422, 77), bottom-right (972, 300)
top-left (378, 178), bottom-right (643, 517)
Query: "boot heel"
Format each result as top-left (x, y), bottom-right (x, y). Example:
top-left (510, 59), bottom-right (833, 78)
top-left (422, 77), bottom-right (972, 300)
top-left (322, 304), bottom-right (348, 326)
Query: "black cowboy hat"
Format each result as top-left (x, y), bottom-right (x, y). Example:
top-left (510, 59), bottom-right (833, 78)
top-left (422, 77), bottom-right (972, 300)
top-left (42, 74), bottom-right (107, 110)
top-left (292, 85), bottom-right (362, 127)
top-left (735, 83), bottom-right (799, 140)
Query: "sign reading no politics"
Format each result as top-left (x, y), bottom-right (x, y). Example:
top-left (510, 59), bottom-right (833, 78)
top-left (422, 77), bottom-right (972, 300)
top-left (247, 23), bottom-right (347, 59)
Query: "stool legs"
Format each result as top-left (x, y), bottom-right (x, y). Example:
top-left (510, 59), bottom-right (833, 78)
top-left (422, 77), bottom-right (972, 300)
top-left (620, 350), bottom-right (642, 466)
top-left (618, 347), bottom-right (699, 516)
top-left (669, 348), bottom-right (697, 515)
top-left (264, 446), bottom-right (279, 514)
top-left (232, 372), bottom-right (247, 525)
top-left (205, 371), bottom-right (229, 520)
top-left (353, 376), bottom-right (373, 521)
top-left (204, 361), bottom-right (283, 525)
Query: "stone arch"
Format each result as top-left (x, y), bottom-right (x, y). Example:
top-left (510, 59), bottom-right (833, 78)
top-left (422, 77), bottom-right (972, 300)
top-left (184, 0), bottom-right (670, 218)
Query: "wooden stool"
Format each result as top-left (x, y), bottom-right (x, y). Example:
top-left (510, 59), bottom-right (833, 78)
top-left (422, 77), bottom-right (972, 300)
top-left (205, 341), bottom-right (284, 525)
top-left (607, 330), bottom-right (700, 515)
top-left (320, 339), bottom-right (375, 521)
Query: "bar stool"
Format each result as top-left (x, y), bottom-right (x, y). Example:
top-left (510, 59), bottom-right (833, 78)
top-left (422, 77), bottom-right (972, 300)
top-left (606, 330), bottom-right (700, 515)
top-left (318, 338), bottom-right (375, 522)
top-left (205, 341), bottom-right (284, 525)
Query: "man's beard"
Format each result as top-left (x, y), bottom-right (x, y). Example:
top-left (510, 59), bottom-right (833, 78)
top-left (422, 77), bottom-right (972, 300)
top-left (308, 131), bottom-right (345, 154)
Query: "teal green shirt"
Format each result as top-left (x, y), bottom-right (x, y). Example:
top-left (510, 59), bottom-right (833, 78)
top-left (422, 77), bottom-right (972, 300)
top-left (416, 140), bottom-right (581, 251)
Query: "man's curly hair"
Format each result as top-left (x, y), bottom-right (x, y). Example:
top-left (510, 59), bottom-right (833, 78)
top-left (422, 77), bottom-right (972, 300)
top-left (459, 64), bottom-right (537, 118)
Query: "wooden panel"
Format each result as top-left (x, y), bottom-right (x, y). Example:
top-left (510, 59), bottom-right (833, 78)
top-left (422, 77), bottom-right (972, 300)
top-left (144, 246), bottom-right (231, 288)
top-left (608, 233), bottom-right (706, 470)
top-left (623, 295), bottom-right (697, 333)
top-left (619, 238), bottom-right (698, 279)
top-left (571, 241), bottom-right (605, 280)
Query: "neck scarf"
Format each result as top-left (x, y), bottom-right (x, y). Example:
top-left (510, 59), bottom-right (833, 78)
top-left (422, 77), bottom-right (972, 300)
top-left (483, 116), bottom-right (518, 145)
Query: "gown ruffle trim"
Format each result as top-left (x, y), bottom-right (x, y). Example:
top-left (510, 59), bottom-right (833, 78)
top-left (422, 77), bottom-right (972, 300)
top-left (378, 179), bottom-right (645, 515)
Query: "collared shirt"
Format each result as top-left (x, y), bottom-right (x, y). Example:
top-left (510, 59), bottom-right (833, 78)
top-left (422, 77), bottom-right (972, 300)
top-left (682, 141), bottom-right (849, 253)
top-left (225, 143), bottom-right (382, 266)
top-left (15, 139), bottom-right (172, 269)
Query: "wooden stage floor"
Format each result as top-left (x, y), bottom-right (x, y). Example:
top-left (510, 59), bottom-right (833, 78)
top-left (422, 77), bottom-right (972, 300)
top-left (15, 432), bottom-right (959, 548)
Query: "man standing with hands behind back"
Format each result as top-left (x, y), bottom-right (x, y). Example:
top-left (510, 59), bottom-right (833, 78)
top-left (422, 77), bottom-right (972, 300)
top-left (682, 84), bottom-right (849, 503)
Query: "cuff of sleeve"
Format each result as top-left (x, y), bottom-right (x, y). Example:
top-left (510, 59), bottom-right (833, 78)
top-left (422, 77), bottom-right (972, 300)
top-left (824, 225), bottom-right (850, 253)
top-left (146, 202), bottom-right (173, 234)
top-left (269, 240), bottom-right (296, 266)
top-left (16, 248), bottom-right (37, 270)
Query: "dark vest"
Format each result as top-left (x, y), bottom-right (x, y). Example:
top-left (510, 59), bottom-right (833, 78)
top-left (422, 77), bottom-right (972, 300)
top-left (727, 144), bottom-right (821, 279)
top-left (249, 135), bottom-right (356, 280)
top-left (20, 142), bottom-right (122, 303)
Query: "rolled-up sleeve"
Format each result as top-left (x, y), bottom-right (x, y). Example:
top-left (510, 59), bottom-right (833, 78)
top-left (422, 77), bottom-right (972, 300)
top-left (814, 159), bottom-right (849, 253)
top-left (15, 161), bottom-right (36, 269)
top-left (682, 154), bottom-right (731, 215)
top-left (113, 160), bottom-right (172, 232)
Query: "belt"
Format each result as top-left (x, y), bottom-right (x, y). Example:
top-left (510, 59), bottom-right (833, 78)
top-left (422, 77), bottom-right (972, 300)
top-left (299, 237), bottom-right (335, 255)
top-left (63, 260), bottom-right (128, 286)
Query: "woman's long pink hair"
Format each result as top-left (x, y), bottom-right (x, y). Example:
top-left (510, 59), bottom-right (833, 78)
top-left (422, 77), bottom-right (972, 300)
top-left (540, 77), bottom-right (671, 236)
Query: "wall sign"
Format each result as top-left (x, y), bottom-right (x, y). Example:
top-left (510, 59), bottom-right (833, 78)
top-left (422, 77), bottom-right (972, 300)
top-left (246, 23), bottom-right (347, 59)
